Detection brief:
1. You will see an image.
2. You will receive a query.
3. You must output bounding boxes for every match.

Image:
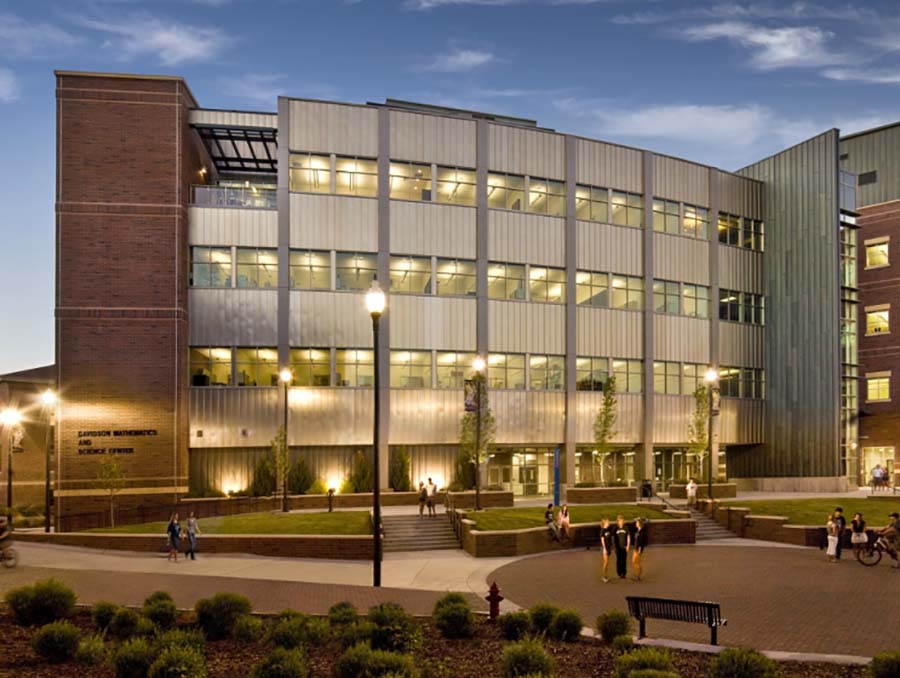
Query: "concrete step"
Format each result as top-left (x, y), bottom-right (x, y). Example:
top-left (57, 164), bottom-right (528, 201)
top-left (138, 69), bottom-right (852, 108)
top-left (382, 515), bottom-right (460, 552)
top-left (688, 510), bottom-right (737, 541)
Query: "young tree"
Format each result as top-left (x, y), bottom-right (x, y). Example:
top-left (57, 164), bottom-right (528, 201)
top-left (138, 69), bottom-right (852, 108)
top-left (687, 385), bottom-right (710, 479)
top-left (270, 426), bottom-right (289, 511)
top-left (457, 373), bottom-right (496, 490)
top-left (97, 456), bottom-right (125, 528)
top-left (389, 447), bottom-right (412, 492)
top-left (593, 376), bottom-right (618, 458)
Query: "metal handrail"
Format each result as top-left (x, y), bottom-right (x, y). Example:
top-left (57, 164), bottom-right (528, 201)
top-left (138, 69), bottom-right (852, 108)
top-left (191, 185), bottom-right (276, 209)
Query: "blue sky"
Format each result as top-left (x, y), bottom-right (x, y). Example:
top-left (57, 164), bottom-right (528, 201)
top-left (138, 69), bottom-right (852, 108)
top-left (1, 0), bottom-right (899, 373)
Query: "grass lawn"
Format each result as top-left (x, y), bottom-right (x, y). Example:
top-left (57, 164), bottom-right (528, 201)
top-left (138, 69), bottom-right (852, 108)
top-left (721, 498), bottom-right (900, 526)
top-left (469, 504), bottom-right (672, 531)
top-left (87, 510), bottom-right (372, 535)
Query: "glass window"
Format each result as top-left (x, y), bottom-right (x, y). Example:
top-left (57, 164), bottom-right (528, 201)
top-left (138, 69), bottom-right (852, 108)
top-left (576, 270), bottom-right (608, 307)
top-left (190, 246), bottom-right (232, 287)
top-left (682, 363), bottom-right (702, 395)
top-left (718, 213), bottom-right (742, 246)
top-left (576, 356), bottom-right (608, 391)
top-left (235, 347), bottom-right (279, 387)
top-left (529, 354), bottom-right (565, 390)
top-left (653, 361), bottom-right (680, 394)
top-left (841, 225), bottom-right (857, 290)
top-left (575, 185), bottom-right (608, 222)
top-left (289, 153), bottom-right (331, 193)
top-left (867, 376), bottom-right (890, 402)
top-left (390, 350), bottom-right (432, 388)
top-left (488, 353), bottom-right (525, 390)
top-left (389, 161), bottom-right (431, 201)
top-left (528, 177), bottom-right (566, 217)
top-left (719, 289), bottom-right (741, 322)
top-left (289, 250), bottom-right (330, 290)
top-left (436, 166), bottom-right (476, 206)
top-left (488, 262), bottom-right (526, 300)
top-left (335, 156), bottom-right (377, 197)
top-left (611, 191), bottom-right (643, 228)
top-left (749, 293), bottom-right (764, 325)
top-left (683, 205), bottom-right (709, 239)
top-left (744, 218), bottom-right (765, 251)
top-left (487, 172), bottom-right (524, 211)
top-left (718, 367), bottom-right (741, 397)
top-left (865, 240), bottom-right (889, 269)
top-left (290, 348), bottom-right (331, 386)
top-left (435, 351), bottom-right (476, 388)
top-left (390, 255), bottom-right (432, 294)
top-left (613, 358), bottom-right (643, 393)
top-left (436, 258), bottom-right (476, 296)
top-left (866, 308), bottom-right (890, 335)
top-left (190, 347), bottom-right (232, 387)
top-left (236, 248), bottom-right (278, 288)
top-left (683, 284), bottom-right (710, 319)
top-left (529, 266), bottom-right (566, 304)
top-left (611, 274), bottom-right (644, 310)
top-left (335, 349), bottom-right (374, 387)
top-left (653, 280), bottom-right (680, 314)
top-left (335, 252), bottom-right (377, 291)
top-left (652, 199), bottom-right (680, 234)
top-left (741, 367), bottom-right (765, 399)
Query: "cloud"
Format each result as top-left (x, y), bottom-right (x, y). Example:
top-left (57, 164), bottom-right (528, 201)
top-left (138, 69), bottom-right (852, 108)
top-left (614, 2), bottom-right (878, 26)
top-left (419, 48), bottom-right (496, 72)
top-left (0, 68), bottom-right (19, 102)
top-left (405, 0), bottom-right (521, 8)
top-left (822, 67), bottom-right (900, 85)
top-left (73, 14), bottom-right (231, 65)
top-left (0, 13), bottom-right (83, 56)
top-left (221, 74), bottom-right (338, 107)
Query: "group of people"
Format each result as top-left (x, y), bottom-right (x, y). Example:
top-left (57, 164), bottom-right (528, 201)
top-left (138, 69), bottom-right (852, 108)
top-left (824, 506), bottom-right (900, 567)
top-left (871, 465), bottom-right (892, 492)
top-left (417, 478), bottom-right (438, 518)
top-left (166, 511), bottom-right (201, 562)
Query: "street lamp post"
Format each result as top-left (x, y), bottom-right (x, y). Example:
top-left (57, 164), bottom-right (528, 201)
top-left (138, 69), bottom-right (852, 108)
top-left (704, 369), bottom-right (719, 501)
top-left (41, 390), bottom-right (57, 533)
top-left (472, 356), bottom-right (486, 512)
top-left (279, 368), bottom-right (292, 513)
top-left (366, 280), bottom-right (386, 587)
top-left (1, 408), bottom-right (22, 526)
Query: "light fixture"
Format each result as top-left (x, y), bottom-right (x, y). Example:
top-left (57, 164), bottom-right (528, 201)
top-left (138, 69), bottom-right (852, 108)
top-left (366, 280), bottom-right (386, 316)
top-left (473, 356), bottom-right (486, 373)
top-left (40, 390), bottom-right (57, 406)
top-left (0, 409), bottom-right (21, 426)
top-left (704, 368), bottom-right (719, 384)
top-left (279, 368), bottom-right (293, 384)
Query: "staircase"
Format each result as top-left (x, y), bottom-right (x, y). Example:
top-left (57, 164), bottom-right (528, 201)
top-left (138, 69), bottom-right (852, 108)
top-left (688, 508), bottom-right (737, 541)
top-left (382, 514), bottom-right (460, 553)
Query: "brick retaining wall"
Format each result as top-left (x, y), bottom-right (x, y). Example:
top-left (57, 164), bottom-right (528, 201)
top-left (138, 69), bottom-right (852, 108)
top-left (669, 483), bottom-right (737, 499)
top-left (564, 487), bottom-right (637, 504)
top-left (445, 491), bottom-right (514, 510)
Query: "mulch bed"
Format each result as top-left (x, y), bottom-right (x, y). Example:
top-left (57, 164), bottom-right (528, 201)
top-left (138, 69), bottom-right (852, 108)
top-left (0, 609), bottom-right (868, 677)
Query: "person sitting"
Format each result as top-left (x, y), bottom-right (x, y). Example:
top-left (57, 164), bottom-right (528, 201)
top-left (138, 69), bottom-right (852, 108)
top-left (545, 503), bottom-right (560, 542)
top-left (557, 504), bottom-right (571, 542)
top-left (0, 516), bottom-right (12, 553)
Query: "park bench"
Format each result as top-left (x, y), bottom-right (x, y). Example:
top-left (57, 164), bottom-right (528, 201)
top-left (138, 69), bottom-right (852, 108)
top-left (626, 596), bottom-right (727, 645)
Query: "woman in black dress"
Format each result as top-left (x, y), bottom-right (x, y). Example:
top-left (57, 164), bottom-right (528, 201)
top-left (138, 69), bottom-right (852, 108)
top-left (850, 512), bottom-right (867, 559)
top-left (632, 517), bottom-right (648, 581)
top-left (167, 512), bottom-right (181, 562)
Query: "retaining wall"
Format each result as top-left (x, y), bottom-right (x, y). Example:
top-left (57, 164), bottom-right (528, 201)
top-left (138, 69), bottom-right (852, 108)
top-left (564, 487), bottom-right (637, 504)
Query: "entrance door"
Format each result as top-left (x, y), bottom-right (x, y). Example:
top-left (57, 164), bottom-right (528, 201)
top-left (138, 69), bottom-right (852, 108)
top-left (862, 447), bottom-right (895, 488)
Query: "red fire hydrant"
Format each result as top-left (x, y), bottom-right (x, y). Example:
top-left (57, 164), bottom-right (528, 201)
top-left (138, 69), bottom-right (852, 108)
top-left (485, 582), bottom-right (503, 623)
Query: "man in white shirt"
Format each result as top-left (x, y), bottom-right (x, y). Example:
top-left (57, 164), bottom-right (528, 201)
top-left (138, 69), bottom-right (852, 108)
top-left (425, 478), bottom-right (437, 517)
top-left (873, 465), bottom-right (884, 492)
top-left (686, 478), bottom-right (698, 509)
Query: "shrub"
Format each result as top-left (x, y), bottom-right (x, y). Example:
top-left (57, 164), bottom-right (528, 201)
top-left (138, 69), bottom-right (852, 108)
top-left (309, 479), bottom-right (328, 495)
top-left (389, 447), bottom-right (412, 492)
top-left (499, 611), bottom-right (532, 641)
top-left (335, 643), bottom-right (416, 678)
top-left (148, 645), bottom-right (207, 678)
top-left (195, 592), bottom-right (252, 639)
top-left (305, 617), bottom-right (330, 644)
top-left (5, 578), bottom-right (76, 626)
top-left (329, 601), bottom-right (358, 627)
top-left (501, 637), bottom-right (554, 678)
top-left (234, 615), bottom-right (264, 643)
top-left (287, 456), bottom-right (315, 495)
top-left (342, 451), bottom-right (374, 493)
top-left (110, 607), bottom-right (142, 640)
top-left (276, 609), bottom-right (306, 622)
top-left (92, 600), bottom-right (120, 630)
top-left (628, 671), bottom-right (680, 678)
top-left (548, 609), bottom-right (583, 642)
top-left (434, 601), bottom-right (476, 638)
top-left (870, 652), bottom-right (900, 678)
top-left (339, 621), bottom-right (376, 649)
top-left (597, 609), bottom-right (632, 643)
top-left (528, 603), bottom-right (560, 635)
top-left (612, 635), bottom-right (635, 653)
top-left (433, 592), bottom-right (469, 615)
top-left (250, 451), bottom-right (277, 497)
top-left (368, 602), bottom-right (415, 653)
top-left (144, 591), bottom-right (174, 605)
top-left (76, 634), bottom-right (106, 666)
top-left (251, 647), bottom-right (309, 678)
top-left (30, 620), bottom-right (81, 663)
top-left (708, 648), bottom-right (780, 678)
top-left (135, 616), bottom-right (159, 638)
top-left (144, 597), bottom-right (178, 630)
top-left (269, 616), bottom-right (309, 650)
top-left (614, 647), bottom-right (673, 678)
top-left (114, 637), bottom-right (156, 678)
top-left (157, 628), bottom-right (206, 656)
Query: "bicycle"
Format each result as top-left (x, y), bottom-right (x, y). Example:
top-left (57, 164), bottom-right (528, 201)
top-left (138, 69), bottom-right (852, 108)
top-left (856, 535), bottom-right (898, 567)
top-left (1, 546), bottom-right (18, 568)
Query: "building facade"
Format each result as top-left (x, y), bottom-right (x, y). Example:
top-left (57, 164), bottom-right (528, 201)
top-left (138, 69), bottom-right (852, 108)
top-left (53, 71), bottom-right (858, 527)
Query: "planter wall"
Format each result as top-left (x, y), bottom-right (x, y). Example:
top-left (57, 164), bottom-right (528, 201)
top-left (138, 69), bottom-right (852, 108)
top-left (445, 491), bottom-right (514, 510)
top-left (564, 486), bottom-right (637, 504)
top-left (668, 483), bottom-right (737, 500)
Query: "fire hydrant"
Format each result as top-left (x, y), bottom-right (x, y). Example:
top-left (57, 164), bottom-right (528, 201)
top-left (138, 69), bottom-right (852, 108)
top-left (485, 581), bottom-right (503, 623)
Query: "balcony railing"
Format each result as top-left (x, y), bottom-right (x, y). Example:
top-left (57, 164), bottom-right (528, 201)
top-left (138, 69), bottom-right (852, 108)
top-left (192, 185), bottom-right (277, 209)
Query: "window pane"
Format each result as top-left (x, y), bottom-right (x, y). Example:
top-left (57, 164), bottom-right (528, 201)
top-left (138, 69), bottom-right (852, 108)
top-left (390, 255), bottom-right (431, 294)
top-left (290, 250), bottom-right (330, 289)
top-left (289, 154), bottom-right (331, 193)
top-left (436, 351), bottom-right (476, 388)
top-left (336, 252), bottom-right (377, 291)
top-left (867, 310), bottom-right (890, 335)
top-left (389, 161), bottom-right (431, 201)
top-left (488, 173), bottom-right (524, 211)
top-left (436, 167), bottom-right (476, 206)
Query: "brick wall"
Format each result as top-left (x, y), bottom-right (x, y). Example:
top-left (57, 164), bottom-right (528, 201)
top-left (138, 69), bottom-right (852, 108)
top-left (564, 487), bottom-right (637, 504)
top-left (669, 483), bottom-right (737, 499)
top-left (445, 491), bottom-right (514, 510)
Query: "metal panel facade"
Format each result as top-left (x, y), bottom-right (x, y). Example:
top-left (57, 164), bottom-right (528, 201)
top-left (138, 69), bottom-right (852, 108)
top-left (390, 295), bottom-right (476, 350)
top-left (489, 124), bottom-right (565, 178)
top-left (488, 300), bottom-right (566, 354)
top-left (389, 390), bottom-right (463, 444)
top-left (289, 291), bottom-right (373, 347)
top-left (189, 109), bottom-right (277, 129)
top-left (390, 201), bottom-right (476, 258)
top-left (653, 233), bottom-right (710, 285)
top-left (719, 323), bottom-right (764, 368)
top-left (492, 391), bottom-right (566, 443)
top-left (652, 395), bottom-right (694, 444)
top-left (840, 124), bottom-right (900, 207)
top-left (576, 308), bottom-right (644, 358)
top-left (653, 315), bottom-right (710, 363)
top-left (653, 156), bottom-right (709, 206)
top-left (389, 111), bottom-right (476, 167)
top-left (719, 398), bottom-right (765, 445)
top-left (576, 222), bottom-right (643, 274)
top-left (288, 100), bottom-right (378, 156)
top-left (290, 193), bottom-right (378, 251)
top-left (188, 207), bottom-right (278, 247)
top-left (717, 170), bottom-right (763, 220)
top-left (575, 138), bottom-right (643, 193)
top-left (573, 393), bottom-right (643, 443)
top-left (189, 289), bottom-right (278, 346)
top-left (717, 246), bottom-right (764, 293)
top-left (190, 387), bottom-right (279, 448)
top-left (488, 211), bottom-right (566, 266)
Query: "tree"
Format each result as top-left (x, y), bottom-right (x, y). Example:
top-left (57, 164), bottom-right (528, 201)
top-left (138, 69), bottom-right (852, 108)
top-left (341, 450), bottom-right (374, 493)
top-left (97, 456), bottom-right (125, 528)
top-left (287, 455), bottom-right (314, 495)
top-left (389, 447), bottom-right (412, 492)
top-left (457, 373), bottom-right (496, 490)
top-left (271, 426), bottom-right (290, 511)
top-left (593, 376), bottom-right (618, 458)
top-left (687, 385), bottom-right (710, 479)
top-left (249, 451), bottom-right (276, 497)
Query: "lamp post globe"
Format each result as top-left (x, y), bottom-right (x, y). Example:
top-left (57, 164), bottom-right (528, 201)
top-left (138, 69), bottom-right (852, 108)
top-left (40, 390), bottom-right (57, 407)
top-left (0, 409), bottom-right (20, 427)
top-left (366, 280), bottom-right (386, 317)
top-left (704, 368), bottom-right (719, 384)
top-left (279, 368), bottom-right (293, 384)
top-left (473, 356), bottom-right (486, 373)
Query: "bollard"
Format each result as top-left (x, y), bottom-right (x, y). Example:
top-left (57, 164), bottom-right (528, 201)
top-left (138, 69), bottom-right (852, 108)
top-left (327, 488), bottom-right (335, 512)
top-left (485, 581), bottom-right (504, 623)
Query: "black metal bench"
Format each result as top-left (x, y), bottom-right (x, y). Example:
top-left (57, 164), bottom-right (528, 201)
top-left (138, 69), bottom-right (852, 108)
top-left (626, 596), bottom-right (727, 645)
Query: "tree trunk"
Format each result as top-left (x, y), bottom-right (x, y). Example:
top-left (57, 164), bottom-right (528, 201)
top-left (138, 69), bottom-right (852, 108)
top-left (110, 495), bottom-right (115, 528)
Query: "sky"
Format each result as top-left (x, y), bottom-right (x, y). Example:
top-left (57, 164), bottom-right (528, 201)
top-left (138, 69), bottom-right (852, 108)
top-left (1, 0), bottom-right (899, 374)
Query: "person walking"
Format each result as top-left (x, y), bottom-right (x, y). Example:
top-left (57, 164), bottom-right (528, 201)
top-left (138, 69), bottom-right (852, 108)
top-left (166, 512), bottom-right (181, 562)
top-left (600, 518), bottom-right (614, 583)
top-left (417, 481), bottom-right (427, 519)
top-left (614, 515), bottom-right (630, 579)
top-left (186, 512), bottom-right (201, 561)
top-left (850, 512), bottom-right (867, 559)
top-left (425, 478), bottom-right (437, 517)
top-left (879, 512), bottom-right (900, 568)
top-left (545, 503), bottom-right (560, 542)
top-left (873, 465), bottom-right (883, 492)
top-left (825, 514), bottom-right (838, 563)
top-left (557, 504), bottom-right (571, 543)
top-left (833, 507), bottom-right (847, 561)
top-left (632, 517), bottom-right (648, 581)
top-left (685, 478), bottom-right (698, 509)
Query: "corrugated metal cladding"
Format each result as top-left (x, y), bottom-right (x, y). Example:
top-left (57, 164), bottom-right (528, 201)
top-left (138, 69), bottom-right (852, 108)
top-left (716, 170), bottom-right (763, 219)
top-left (390, 202), bottom-right (476, 258)
top-left (289, 291), bottom-right (373, 347)
top-left (389, 111), bottom-right (476, 167)
top-left (189, 207), bottom-right (278, 248)
top-left (287, 389), bottom-right (375, 445)
top-left (653, 315), bottom-right (710, 363)
top-left (290, 194), bottom-right (378, 251)
top-left (489, 124), bottom-right (565, 178)
top-left (488, 301), bottom-right (566, 354)
top-left (576, 308), bottom-right (643, 358)
top-left (840, 124), bottom-right (900, 207)
top-left (717, 246), bottom-right (764, 293)
top-left (575, 138), bottom-right (643, 193)
top-left (576, 222), bottom-right (643, 274)
top-left (737, 130), bottom-right (841, 478)
top-left (718, 323), bottom-right (764, 368)
top-left (653, 396), bottom-right (763, 446)
top-left (492, 391), bottom-right (566, 443)
top-left (390, 296), bottom-right (476, 350)
top-left (190, 388), bottom-right (279, 448)
top-left (652, 395), bottom-right (694, 444)
top-left (189, 109), bottom-right (277, 129)
top-left (653, 234), bottom-right (710, 285)
top-left (488, 211), bottom-right (566, 266)
top-left (389, 390), bottom-right (463, 444)
top-left (653, 156), bottom-right (709, 206)
top-left (288, 100), bottom-right (378, 156)
top-left (573, 393), bottom-right (643, 443)
top-left (719, 399), bottom-right (765, 445)
top-left (403, 445), bottom-right (457, 488)
top-left (189, 289), bottom-right (277, 346)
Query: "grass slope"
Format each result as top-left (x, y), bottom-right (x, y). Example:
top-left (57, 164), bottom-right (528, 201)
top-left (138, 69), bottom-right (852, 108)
top-left (720, 498), bottom-right (900, 526)
top-left (87, 510), bottom-right (372, 535)
top-left (469, 504), bottom-right (671, 531)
